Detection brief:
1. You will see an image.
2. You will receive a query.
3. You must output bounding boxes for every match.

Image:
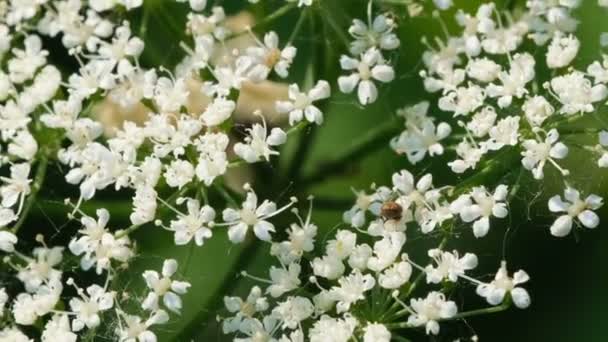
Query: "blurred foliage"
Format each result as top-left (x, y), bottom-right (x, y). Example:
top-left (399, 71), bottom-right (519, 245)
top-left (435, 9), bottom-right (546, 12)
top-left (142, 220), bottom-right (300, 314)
top-left (17, 0), bottom-right (608, 341)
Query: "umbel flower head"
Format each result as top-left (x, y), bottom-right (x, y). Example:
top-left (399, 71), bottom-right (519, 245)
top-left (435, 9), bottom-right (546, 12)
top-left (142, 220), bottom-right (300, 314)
top-left (0, 0), bottom-right (606, 341)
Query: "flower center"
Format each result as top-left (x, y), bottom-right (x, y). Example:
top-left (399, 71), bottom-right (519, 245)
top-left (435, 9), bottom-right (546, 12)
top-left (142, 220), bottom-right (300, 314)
top-left (358, 62), bottom-right (372, 80)
top-left (154, 277), bottom-right (172, 295)
top-left (241, 208), bottom-right (259, 226)
top-left (265, 48), bottom-right (281, 67)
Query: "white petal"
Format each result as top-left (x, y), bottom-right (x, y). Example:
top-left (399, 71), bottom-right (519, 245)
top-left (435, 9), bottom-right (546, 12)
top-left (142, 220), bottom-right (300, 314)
top-left (472, 217), bottom-right (490, 238)
top-left (371, 65), bottom-right (395, 83)
top-left (338, 74), bottom-right (360, 94)
top-left (511, 287), bottom-right (531, 309)
top-left (578, 210), bottom-right (599, 228)
top-left (358, 81), bottom-right (378, 105)
top-left (550, 215), bottom-right (573, 237)
top-left (162, 259), bottom-right (178, 277)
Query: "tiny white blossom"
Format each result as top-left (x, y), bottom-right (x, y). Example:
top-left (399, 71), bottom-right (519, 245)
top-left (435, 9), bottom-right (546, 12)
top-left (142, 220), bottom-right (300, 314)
top-left (329, 269), bottom-right (375, 313)
top-left (348, 14), bottom-right (400, 55)
top-left (521, 129), bottom-right (569, 179)
top-left (476, 261), bottom-right (531, 309)
top-left (276, 80), bottom-right (331, 125)
top-left (142, 259), bottom-right (191, 314)
top-left (407, 291), bottom-right (457, 335)
top-left (425, 249), bottom-right (478, 283)
top-left (548, 188), bottom-right (603, 237)
top-left (338, 48), bottom-right (395, 105)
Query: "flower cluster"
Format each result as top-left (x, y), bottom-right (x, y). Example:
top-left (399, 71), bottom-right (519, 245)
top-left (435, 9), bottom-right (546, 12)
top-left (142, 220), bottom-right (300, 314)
top-left (0, 0), bottom-right (606, 341)
top-left (222, 171), bottom-right (530, 340)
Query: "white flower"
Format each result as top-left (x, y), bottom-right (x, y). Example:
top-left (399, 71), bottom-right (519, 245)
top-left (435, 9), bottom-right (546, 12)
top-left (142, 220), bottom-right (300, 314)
top-left (391, 120), bottom-right (452, 164)
top-left (343, 186), bottom-right (390, 228)
top-left (13, 279), bottom-right (63, 325)
top-left (347, 244), bottom-right (373, 271)
top-left (142, 259), bottom-right (191, 314)
top-left (548, 188), bottom-right (603, 237)
top-left (153, 76), bottom-right (190, 113)
top-left (276, 80), bottom-right (331, 125)
top-left (326, 230), bottom-right (357, 260)
top-left (0, 230), bottom-right (18, 252)
top-left (223, 286), bottom-right (268, 334)
top-left (201, 97), bottom-right (235, 127)
top-left (587, 55), bottom-right (608, 84)
top-left (176, 0), bottom-right (207, 11)
top-left (222, 188), bottom-right (292, 243)
top-left (523, 95), bottom-right (554, 127)
top-left (433, 0), bottom-right (453, 10)
top-left (267, 263), bottom-right (301, 298)
top-left (187, 7), bottom-right (229, 40)
top-left (425, 249), bottom-right (478, 283)
top-left (466, 58), bottom-right (501, 83)
top-left (312, 255), bottom-right (345, 280)
top-left (549, 71), bottom-right (608, 114)
top-left (450, 185), bottom-right (509, 238)
top-left (438, 84), bottom-right (485, 115)
top-left (8, 131), bottom-right (38, 161)
top-left (476, 261), bottom-right (530, 309)
top-left (486, 53), bottom-right (535, 108)
top-left (348, 15), bottom-right (400, 55)
top-left (71, 231), bottom-right (133, 274)
top-left (164, 160), bottom-right (194, 189)
top-left (367, 232), bottom-right (406, 272)
top-left (1, 163), bottom-right (31, 210)
top-left (41, 315), bottom-right (77, 342)
top-left (170, 198), bottom-right (215, 246)
top-left (235, 316), bottom-right (279, 342)
top-left (195, 132), bottom-right (229, 186)
top-left (246, 31), bottom-right (297, 80)
top-left (407, 291), bottom-right (457, 335)
top-left (234, 119), bottom-right (287, 163)
top-left (329, 269), bottom-right (375, 313)
top-left (17, 246), bottom-right (63, 293)
top-left (363, 323), bottom-right (391, 342)
top-left (598, 131), bottom-right (608, 167)
top-left (467, 106), bottom-right (497, 137)
top-left (338, 48), bottom-right (395, 105)
top-left (546, 32), bottom-right (579, 69)
top-left (309, 315), bottom-right (358, 342)
top-left (449, 140), bottom-right (486, 173)
top-left (8, 35), bottom-right (48, 84)
top-left (130, 186), bottom-right (157, 225)
top-left (97, 23), bottom-right (144, 70)
top-left (486, 116), bottom-right (520, 151)
top-left (117, 310), bottom-right (169, 342)
top-left (272, 296), bottom-right (314, 330)
top-left (69, 284), bottom-right (114, 331)
top-left (0, 327), bottom-right (32, 342)
top-left (378, 260), bottom-right (412, 289)
top-left (521, 129), bottom-right (569, 179)
top-left (271, 219), bottom-right (317, 264)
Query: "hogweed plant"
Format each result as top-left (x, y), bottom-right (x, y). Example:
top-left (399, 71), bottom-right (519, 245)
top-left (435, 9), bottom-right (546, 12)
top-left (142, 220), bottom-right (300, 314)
top-left (0, 0), bottom-right (607, 341)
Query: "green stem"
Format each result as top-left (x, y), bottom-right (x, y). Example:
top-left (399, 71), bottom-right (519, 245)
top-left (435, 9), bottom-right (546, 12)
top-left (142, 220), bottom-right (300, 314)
top-left (11, 154), bottom-right (49, 234)
top-left (318, 2), bottom-right (351, 48)
top-left (385, 303), bottom-right (511, 330)
top-left (452, 302), bottom-right (511, 319)
top-left (287, 9), bottom-right (309, 45)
